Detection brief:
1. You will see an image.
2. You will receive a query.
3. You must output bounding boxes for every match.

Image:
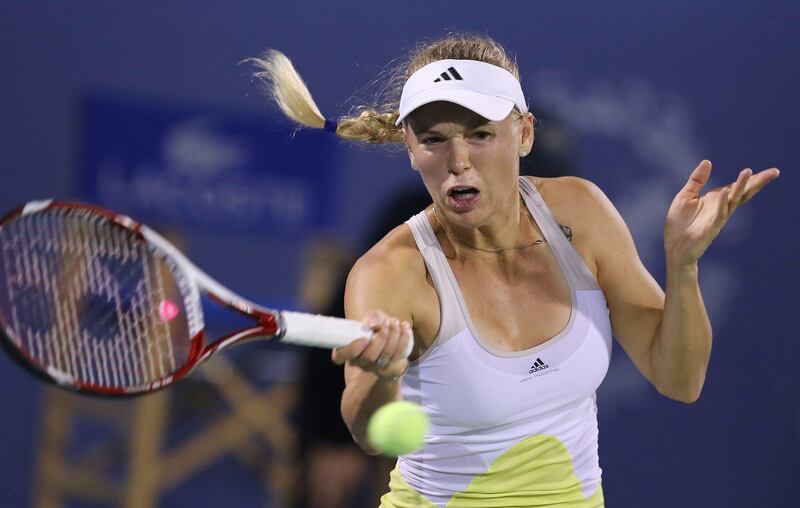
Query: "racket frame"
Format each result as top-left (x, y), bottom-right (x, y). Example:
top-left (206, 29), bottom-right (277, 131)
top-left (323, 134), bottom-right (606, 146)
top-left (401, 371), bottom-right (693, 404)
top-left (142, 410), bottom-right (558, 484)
top-left (0, 200), bottom-right (377, 396)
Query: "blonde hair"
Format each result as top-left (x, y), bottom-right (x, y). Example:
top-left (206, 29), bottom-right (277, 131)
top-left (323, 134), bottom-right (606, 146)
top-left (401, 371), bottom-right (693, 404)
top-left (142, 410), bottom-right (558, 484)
top-left (247, 34), bottom-right (521, 144)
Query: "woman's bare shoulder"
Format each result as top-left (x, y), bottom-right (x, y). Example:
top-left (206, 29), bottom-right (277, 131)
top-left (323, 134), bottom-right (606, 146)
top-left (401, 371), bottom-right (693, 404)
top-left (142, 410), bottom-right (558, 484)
top-left (345, 221), bottom-right (429, 319)
top-left (525, 175), bottom-right (626, 278)
top-left (525, 175), bottom-right (618, 226)
top-left (527, 174), bottom-right (607, 203)
top-left (356, 223), bottom-right (425, 277)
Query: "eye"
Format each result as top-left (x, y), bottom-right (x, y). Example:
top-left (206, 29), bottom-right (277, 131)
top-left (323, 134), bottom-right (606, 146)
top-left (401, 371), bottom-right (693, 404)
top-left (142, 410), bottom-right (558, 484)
top-left (470, 130), bottom-right (492, 140)
top-left (420, 136), bottom-right (445, 146)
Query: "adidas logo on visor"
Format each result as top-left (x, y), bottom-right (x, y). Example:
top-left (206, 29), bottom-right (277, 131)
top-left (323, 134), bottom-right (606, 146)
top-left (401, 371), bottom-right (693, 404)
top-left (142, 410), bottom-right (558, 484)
top-left (395, 59), bottom-right (528, 125)
top-left (433, 67), bottom-right (463, 82)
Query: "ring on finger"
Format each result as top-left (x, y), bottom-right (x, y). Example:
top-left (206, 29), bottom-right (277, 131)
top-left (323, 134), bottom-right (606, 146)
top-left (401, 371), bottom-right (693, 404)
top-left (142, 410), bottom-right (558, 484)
top-left (376, 357), bottom-right (389, 368)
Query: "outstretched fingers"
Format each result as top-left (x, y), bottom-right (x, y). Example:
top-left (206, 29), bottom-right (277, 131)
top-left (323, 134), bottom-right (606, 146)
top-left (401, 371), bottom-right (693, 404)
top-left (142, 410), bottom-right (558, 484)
top-left (665, 161), bottom-right (780, 267)
top-left (680, 160), bottom-right (713, 199)
top-left (738, 167), bottom-right (781, 207)
top-left (726, 168), bottom-right (752, 214)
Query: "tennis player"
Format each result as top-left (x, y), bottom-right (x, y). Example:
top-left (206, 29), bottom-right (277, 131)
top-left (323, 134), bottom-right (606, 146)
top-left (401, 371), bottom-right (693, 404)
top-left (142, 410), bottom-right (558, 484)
top-left (251, 34), bottom-right (779, 507)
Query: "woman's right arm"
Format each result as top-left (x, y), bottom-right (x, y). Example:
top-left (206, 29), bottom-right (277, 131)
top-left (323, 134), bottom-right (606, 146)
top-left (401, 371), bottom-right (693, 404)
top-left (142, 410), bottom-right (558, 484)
top-left (331, 236), bottom-right (421, 453)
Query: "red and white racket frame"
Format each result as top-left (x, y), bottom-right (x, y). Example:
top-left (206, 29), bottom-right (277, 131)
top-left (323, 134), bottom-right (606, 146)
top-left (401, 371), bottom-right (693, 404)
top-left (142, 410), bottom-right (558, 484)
top-left (0, 199), bottom-right (410, 396)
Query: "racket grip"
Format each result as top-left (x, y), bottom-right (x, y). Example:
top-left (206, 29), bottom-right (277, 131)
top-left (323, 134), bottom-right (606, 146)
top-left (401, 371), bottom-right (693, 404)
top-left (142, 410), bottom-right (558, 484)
top-left (279, 311), bottom-right (413, 358)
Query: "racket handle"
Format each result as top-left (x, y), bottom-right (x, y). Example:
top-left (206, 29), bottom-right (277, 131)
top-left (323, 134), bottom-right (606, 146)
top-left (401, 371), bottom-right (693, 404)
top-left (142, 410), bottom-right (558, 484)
top-left (279, 311), bottom-right (413, 358)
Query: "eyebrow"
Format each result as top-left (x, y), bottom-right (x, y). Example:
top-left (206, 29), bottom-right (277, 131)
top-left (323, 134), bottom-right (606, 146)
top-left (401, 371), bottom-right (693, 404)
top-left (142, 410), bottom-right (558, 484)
top-left (415, 120), bottom-right (494, 135)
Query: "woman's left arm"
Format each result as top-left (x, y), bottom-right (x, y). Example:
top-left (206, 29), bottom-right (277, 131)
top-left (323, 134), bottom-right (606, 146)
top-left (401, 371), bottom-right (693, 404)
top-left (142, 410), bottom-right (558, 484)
top-left (581, 161), bottom-right (779, 403)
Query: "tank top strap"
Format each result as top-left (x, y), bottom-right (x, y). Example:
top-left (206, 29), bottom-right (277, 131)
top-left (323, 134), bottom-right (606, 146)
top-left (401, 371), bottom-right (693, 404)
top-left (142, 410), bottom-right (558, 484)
top-left (519, 177), bottom-right (600, 291)
top-left (404, 212), bottom-right (470, 347)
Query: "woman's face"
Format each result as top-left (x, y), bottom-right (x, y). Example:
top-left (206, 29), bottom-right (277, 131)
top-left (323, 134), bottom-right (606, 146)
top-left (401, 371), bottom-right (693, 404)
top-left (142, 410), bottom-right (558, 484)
top-left (404, 101), bottom-right (534, 229)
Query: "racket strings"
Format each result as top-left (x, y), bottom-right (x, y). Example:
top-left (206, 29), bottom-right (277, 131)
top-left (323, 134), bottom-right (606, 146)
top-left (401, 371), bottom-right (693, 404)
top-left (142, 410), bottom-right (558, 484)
top-left (0, 209), bottom-right (186, 390)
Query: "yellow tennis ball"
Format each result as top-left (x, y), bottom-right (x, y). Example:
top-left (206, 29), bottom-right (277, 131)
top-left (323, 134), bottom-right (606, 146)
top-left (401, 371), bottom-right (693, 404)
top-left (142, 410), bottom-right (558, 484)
top-left (367, 400), bottom-right (429, 457)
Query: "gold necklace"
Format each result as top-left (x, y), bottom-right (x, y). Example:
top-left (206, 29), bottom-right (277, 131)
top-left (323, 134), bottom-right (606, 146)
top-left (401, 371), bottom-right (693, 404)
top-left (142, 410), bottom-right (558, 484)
top-left (431, 205), bottom-right (547, 253)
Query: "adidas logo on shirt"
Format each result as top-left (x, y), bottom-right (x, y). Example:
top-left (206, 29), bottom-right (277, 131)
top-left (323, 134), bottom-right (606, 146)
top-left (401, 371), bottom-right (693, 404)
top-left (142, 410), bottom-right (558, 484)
top-left (529, 358), bottom-right (549, 374)
top-left (433, 67), bottom-right (463, 82)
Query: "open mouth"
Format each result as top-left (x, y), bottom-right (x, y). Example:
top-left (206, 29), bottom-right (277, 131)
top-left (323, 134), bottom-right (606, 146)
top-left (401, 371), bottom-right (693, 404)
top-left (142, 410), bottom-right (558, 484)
top-left (447, 186), bottom-right (480, 210)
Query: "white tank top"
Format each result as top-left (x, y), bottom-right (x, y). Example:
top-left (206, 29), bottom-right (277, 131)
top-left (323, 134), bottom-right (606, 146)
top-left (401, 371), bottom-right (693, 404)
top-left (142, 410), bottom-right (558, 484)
top-left (389, 177), bottom-right (612, 508)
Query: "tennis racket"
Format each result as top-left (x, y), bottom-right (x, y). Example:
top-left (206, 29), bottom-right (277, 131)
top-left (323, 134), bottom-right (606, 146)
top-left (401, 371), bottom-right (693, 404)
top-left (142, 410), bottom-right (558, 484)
top-left (0, 199), bottom-right (408, 396)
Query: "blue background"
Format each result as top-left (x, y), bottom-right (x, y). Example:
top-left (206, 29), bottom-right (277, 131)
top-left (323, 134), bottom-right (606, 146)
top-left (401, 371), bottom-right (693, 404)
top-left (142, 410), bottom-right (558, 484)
top-left (1, 1), bottom-right (798, 507)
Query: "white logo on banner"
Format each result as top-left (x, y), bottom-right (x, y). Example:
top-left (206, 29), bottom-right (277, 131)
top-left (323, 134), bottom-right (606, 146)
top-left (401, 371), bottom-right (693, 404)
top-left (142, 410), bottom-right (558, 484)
top-left (163, 119), bottom-right (250, 177)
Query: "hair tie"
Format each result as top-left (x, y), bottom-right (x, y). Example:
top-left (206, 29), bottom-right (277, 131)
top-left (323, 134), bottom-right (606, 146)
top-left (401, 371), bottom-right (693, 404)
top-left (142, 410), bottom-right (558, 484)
top-left (323, 118), bottom-right (338, 134)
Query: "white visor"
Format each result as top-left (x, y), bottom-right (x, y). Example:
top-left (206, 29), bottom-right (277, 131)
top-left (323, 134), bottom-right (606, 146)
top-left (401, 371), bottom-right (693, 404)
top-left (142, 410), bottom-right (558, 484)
top-left (395, 59), bottom-right (527, 126)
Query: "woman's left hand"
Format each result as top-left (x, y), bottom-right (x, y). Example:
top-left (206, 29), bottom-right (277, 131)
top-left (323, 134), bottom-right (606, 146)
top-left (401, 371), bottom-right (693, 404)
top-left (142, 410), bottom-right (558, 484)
top-left (664, 160), bottom-right (780, 268)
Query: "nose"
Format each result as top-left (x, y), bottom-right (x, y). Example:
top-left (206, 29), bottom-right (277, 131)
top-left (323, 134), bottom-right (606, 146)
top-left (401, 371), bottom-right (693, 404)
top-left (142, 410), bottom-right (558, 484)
top-left (447, 138), bottom-right (471, 174)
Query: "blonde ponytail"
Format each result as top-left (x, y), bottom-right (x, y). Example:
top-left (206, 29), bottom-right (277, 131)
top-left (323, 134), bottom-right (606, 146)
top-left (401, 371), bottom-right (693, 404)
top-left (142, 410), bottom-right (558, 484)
top-left (247, 50), bottom-right (404, 144)
top-left (247, 50), bottom-right (327, 130)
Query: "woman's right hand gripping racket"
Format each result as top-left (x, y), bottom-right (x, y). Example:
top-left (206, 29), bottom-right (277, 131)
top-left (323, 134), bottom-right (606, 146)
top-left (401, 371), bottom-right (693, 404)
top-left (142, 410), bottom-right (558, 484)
top-left (0, 200), bottom-right (412, 396)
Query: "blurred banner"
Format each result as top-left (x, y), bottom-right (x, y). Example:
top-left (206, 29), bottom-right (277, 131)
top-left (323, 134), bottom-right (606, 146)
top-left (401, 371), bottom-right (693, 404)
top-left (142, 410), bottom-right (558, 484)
top-left (81, 93), bottom-right (338, 239)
